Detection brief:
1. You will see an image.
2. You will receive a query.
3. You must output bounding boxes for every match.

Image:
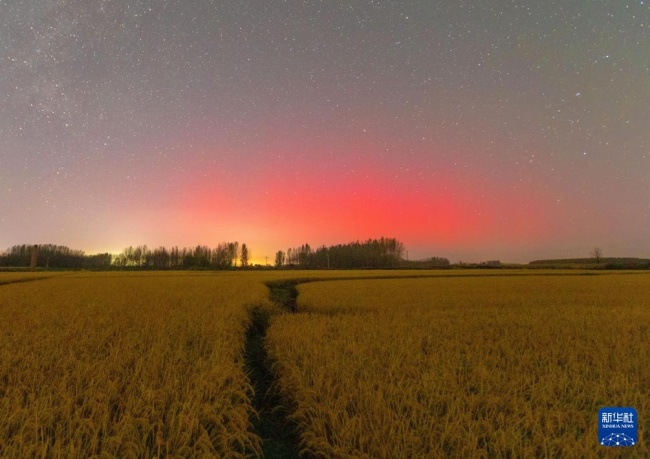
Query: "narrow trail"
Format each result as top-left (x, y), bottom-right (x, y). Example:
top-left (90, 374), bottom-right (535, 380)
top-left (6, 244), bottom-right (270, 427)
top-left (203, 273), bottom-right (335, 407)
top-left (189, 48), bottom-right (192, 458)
top-left (243, 281), bottom-right (303, 458)
top-left (265, 280), bottom-right (301, 312)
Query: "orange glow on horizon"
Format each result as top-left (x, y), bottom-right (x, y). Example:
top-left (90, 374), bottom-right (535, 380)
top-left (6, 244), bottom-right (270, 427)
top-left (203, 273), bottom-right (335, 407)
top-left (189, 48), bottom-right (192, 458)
top-left (99, 135), bottom-right (560, 265)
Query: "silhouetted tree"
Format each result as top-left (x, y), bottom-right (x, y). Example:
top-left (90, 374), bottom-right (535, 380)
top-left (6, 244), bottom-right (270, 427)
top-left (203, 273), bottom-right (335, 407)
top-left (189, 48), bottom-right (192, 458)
top-left (240, 243), bottom-right (249, 267)
top-left (591, 247), bottom-right (603, 264)
top-left (228, 242), bottom-right (239, 267)
top-left (213, 243), bottom-right (231, 268)
top-left (274, 250), bottom-right (285, 267)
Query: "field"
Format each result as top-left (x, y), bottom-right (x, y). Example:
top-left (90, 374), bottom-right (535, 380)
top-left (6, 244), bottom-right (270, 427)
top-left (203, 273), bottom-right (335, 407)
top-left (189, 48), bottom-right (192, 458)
top-left (1, 270), bottom-right (648, 457)
top-left (266, 273), bottom-right (650, 458)
top-left (0, 272), bottom-right (270, 458)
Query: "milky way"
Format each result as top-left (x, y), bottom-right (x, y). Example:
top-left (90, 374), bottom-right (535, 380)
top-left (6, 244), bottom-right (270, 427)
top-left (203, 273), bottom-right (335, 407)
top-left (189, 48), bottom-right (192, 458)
top-left (1, 1), bottom-right (648, 263)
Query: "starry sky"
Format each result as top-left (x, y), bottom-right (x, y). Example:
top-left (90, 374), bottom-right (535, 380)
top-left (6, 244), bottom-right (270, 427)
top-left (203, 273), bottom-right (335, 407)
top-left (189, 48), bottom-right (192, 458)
top-left (1, 1), bottom-right (649, 263)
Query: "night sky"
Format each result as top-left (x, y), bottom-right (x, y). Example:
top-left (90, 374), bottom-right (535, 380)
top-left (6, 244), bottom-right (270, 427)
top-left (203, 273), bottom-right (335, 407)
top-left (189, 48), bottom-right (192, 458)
top-left (1, 1), bottom-right (648, 263)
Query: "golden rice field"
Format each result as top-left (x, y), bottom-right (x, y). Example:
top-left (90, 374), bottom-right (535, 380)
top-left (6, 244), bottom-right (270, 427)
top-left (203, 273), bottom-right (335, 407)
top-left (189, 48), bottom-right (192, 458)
top-left (0, 271), bottom-right (272, 458)
top-left (266, 273), bottom-right (650, 458)
top-left (2, 270), bottom-right (648, 458)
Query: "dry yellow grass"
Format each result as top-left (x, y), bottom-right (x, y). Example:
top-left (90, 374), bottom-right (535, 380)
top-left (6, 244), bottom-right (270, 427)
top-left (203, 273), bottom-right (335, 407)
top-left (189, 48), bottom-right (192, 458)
top-left (0, 271), bottom-right (270, 458)
top-left (266, 272), bottom-right (650, 458)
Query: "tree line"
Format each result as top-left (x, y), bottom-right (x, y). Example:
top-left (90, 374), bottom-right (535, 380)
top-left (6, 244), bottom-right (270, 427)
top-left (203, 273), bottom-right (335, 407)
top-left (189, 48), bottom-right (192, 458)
top-left (0, 244), bottom-right (112, 269)
top-left (0, 242), bottom-right (251, 270)
top-left (111, 242), bottom-right (250, 269)
top-left (274, 237), bottom-right (414, 269)
top-left (2, 237), bottom-right (451, 270)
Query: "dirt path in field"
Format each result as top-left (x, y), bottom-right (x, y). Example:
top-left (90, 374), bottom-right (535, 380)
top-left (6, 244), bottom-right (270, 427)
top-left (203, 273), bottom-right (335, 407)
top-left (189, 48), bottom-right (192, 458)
top-left (265, 279), bottom-right (301, 312)
top-left (243, 281), bottom-right (303, 458)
